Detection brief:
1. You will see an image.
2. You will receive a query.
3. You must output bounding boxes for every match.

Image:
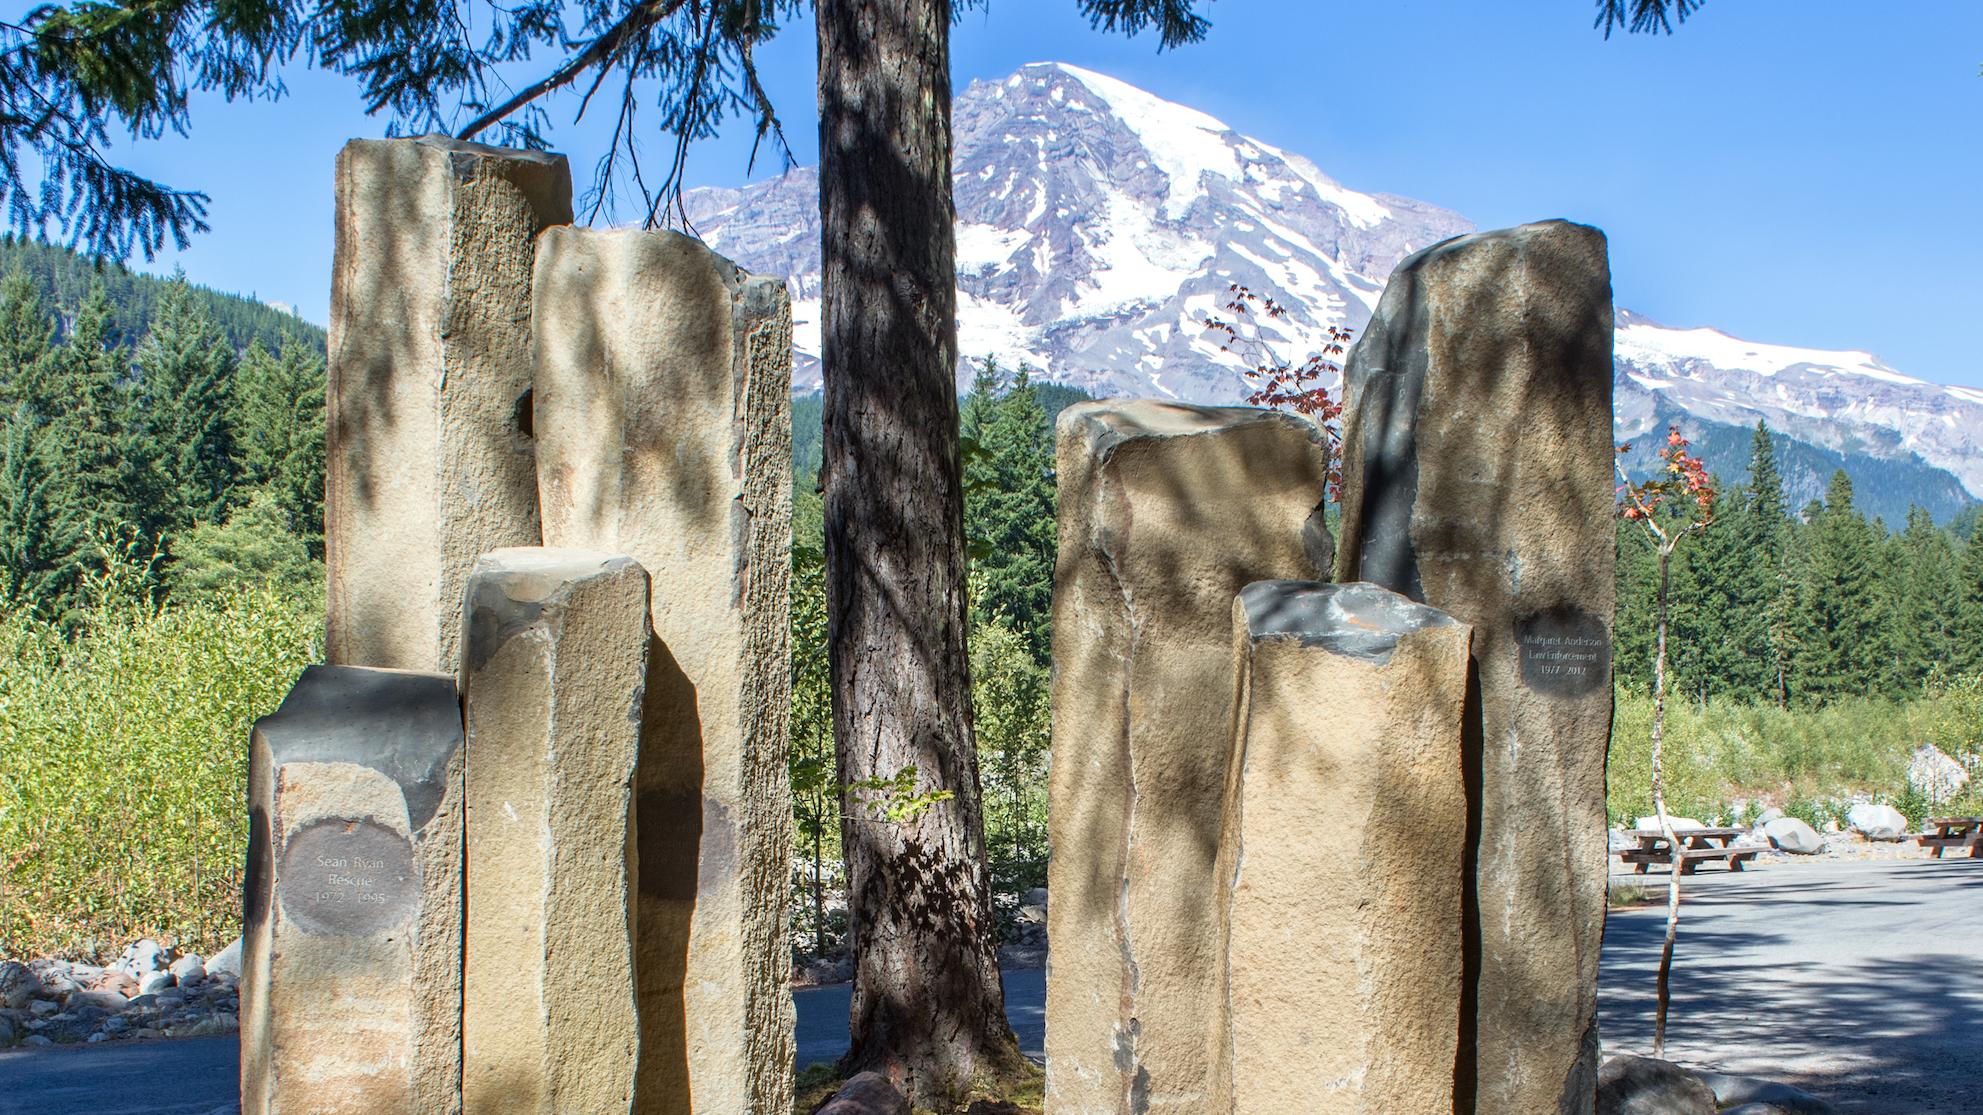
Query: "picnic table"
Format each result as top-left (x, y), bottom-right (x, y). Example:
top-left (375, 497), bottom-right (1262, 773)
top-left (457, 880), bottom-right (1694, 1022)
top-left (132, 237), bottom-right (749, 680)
top-left (1917, 817), bottom-right (1983, 859)
top-left (1619, 826), bottom-right (1760, 875)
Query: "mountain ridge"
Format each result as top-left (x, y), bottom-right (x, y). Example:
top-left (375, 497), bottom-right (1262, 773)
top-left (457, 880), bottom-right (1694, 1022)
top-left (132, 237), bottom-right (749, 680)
top-left (686, 62), bottom-right (1978, 522)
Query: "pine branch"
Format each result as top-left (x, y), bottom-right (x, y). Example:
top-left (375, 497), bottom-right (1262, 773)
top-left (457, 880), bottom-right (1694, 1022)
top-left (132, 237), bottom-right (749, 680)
top-left (456, 0), bottom-right (689, 141)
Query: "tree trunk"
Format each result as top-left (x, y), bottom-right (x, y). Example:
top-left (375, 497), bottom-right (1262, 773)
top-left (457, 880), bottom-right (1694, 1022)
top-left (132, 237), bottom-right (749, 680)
top-left (816, 0), bottom-right (1026, 1104)
top-left (1651, 544), bottom-right (1682, 1057)
top-left (813, 823), bottom-right (827, 960)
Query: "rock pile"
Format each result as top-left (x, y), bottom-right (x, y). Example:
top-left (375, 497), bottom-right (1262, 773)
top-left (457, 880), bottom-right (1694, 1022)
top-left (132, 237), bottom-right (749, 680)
top-left (0, 937), bottom-right (243, 1048)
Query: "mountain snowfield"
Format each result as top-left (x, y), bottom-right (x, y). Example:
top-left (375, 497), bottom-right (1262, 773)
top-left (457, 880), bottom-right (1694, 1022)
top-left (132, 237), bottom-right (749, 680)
top-left (685, 61), bottom-right (1983, 504)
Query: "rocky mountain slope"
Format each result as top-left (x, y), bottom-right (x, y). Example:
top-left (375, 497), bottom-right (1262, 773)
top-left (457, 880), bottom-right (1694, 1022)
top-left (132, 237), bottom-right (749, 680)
top-left (686, 62), bottom-right (1980, 519)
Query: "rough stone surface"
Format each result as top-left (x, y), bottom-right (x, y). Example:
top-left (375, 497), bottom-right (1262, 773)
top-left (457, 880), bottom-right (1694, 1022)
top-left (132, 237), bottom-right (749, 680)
top-left (0, 962), bottom-right (35, 1011)
top-left (818, 1072), bottom-right (910, 1115)
top-left (241, 665), bottom-right (464, 1115)
top-left (1214, 581), bottom-right (1471, 1115)
top-left (1595, 1056), bottom-right (1715, 1115)
top-left (1907, 743), bottom-right (1969, 805)
top-left (1046, 400), bottom-right (1330, 1113)
top-left (1332, 219), bottom-right (1615, 1115)
top-left (1846, 802), bottom-right (1908, 841)
top-left (1696, 1072), bottom-right (1834, 1114)
top-left (531, 228), bottom-right (794, 1115)
top-left (208, 938), bottom-right (243, 980)
top-left (1760, 817), bottom-right (1825, 855)
top-left (460, 548), bottom-right (652, 1114)
top-left (326, 136), bottom-right (572, 673)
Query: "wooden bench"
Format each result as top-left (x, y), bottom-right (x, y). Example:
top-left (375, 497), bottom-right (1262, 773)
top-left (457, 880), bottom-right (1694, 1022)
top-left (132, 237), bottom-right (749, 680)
top-left (1619, 827), bottom-right (1761, 875)
top-left (1918, 817), bottom-right (1983, 859)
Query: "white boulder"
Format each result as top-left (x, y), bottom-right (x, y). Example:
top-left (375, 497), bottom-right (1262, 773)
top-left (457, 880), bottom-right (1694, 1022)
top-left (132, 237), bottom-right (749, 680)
top-left (1635, 815), bottom-right (1705, 833)
top-left (1761, 817), bottom-right (1825, 855)
top-left (1847, 802), bottom-right (1909, 841)
top-left (206, 937), bottom-right (243, 981)
top-left (1908, 743), bottom-right (1970, 805)
top-left (168, 954), bottom-right (206, 988)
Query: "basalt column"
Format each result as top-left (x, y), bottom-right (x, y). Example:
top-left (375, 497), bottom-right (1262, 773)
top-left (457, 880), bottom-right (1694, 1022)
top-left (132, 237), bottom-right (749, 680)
top-left (1333, 220), bottom-right (1616, 1115)
top-left (460, 549), bottom-right (651, 1114)
top-left (241, 666), bottom-right (465, 1115)
top-left (1047, 401), bottom-right (1332, 1114)
top-left (531, 228), bottom-right (794, 1114)
top-left (1214, 581), bottom-right (1472, 1115)
top-left (327, 136), bottom-right (572, 672)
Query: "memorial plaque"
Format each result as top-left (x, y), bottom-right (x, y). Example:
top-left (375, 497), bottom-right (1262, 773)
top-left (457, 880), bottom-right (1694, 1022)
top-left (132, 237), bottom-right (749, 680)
top-left (242, 665), bottom-right (464, 1115)
top-left (1516, 608), bottom-right (1610, 697)
top-left (278, 819), bottom-right (418, 936)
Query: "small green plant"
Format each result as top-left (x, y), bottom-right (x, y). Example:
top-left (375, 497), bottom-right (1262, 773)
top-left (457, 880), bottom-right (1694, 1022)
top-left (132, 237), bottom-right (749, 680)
top-left (846, 765), bottom-right (956, 825)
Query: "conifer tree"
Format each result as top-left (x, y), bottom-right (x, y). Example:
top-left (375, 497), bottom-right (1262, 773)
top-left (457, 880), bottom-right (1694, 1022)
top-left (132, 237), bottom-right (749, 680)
top-left (1615, 519), bottom-right (1659, 690)
top-left (127, 276), bottom-right (237, 543)
top-left (0, 270), bottom-right (57, 411)
top-left (1670, 485), bottom-right (1746, 702)
top-left (1895, 506), bottom-right (1960, 687)
top-left (1956, 526), bottom-right (1983, 676)
top-left (229, 335), bottom-right (326, 551)
top-left (1738, 423), bottom-right (1797, 705)
top-left (165, 486), bottom-right (319, 600)
top-left (1794, 470), bottom-right (1889, 703)
top-left (0, 405), bottom-right (80, 609)
top-left (962, 361), bottom-right (1056, 662)
top-left (42, 280), bottom-right (133, 533)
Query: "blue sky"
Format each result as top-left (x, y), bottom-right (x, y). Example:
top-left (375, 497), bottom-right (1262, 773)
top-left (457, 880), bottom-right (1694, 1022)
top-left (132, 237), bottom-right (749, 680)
top-left (36, 0), bottom-right (1983, 388)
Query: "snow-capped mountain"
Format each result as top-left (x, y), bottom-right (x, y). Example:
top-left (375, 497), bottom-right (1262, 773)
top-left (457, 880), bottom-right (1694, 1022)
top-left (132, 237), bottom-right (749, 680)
top-left (686, 61), bottom-right (1982, 507)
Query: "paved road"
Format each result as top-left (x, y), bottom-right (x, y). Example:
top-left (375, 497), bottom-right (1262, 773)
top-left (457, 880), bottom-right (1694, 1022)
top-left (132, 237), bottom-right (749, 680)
top-left (1597, 856), bottom-right (1983, 1114)
top-left (4, 858), bottom-right (1975, 1114)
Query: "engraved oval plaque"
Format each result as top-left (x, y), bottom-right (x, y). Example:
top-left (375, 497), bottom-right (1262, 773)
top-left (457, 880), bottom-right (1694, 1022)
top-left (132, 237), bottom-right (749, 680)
top-left (1516, 607), bottom-right (1610, 697)
top-left (277, 818), bottom-right (418, 935)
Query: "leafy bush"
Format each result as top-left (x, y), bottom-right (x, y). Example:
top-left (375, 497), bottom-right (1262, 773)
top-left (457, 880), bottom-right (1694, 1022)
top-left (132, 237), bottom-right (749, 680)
top-left (0, 557), bottom-right (320, 958)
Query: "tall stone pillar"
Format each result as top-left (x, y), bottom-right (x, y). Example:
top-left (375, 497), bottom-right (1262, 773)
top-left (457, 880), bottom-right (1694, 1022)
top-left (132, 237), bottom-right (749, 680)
top-left (460, 548), bottom-right (652, 1114)
top-left (1333, 220), bottom-right (1616, 1115)
top-left (1213, 580), bottom-right (1472, 1115)
top-left (241, 666), bottom-right (464, 1115)
top-left (327, 136), bottom-right (572, 673)
top-left (531, 228), bottom-right (794, 1114)
top-left (1047, 401), bottom-right (1331, 1114)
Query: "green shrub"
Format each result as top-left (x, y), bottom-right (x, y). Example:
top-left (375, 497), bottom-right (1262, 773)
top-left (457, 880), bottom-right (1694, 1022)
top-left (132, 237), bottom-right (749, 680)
top-left (1607, 685), bottom-right (1965, 828)
top-left (0, 573), bottom-right (320, 958)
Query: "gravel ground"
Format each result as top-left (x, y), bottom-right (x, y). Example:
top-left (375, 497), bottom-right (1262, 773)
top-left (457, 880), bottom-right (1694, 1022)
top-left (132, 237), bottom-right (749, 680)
top-left (5, 856), bottom-right (1975, 1113)
top-left (1599, 855), bottom-right (1983, 1115)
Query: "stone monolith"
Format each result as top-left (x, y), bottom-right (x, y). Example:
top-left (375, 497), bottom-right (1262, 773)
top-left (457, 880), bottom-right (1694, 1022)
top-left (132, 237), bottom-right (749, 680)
top-left (1333, 219), bottom-right (1616, 1115)
top-left (1047, 400), bottom-right (1332, 1113)
top-left (1214, 580), bottom-right (1472, 1115)
top-left (531, 228), bottom-right (794, 1114)
top-left (460, 549), bottom-right (651, 1114)
top-left (241, 665), bottom-right (464, 1115)
top-left (327, 136), bottom-right (573, 673)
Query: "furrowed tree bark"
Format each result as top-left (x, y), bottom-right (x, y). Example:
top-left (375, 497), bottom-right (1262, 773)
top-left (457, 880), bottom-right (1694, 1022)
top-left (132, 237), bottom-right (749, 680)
top-left (816, 0), bottom-right (1027, 1104)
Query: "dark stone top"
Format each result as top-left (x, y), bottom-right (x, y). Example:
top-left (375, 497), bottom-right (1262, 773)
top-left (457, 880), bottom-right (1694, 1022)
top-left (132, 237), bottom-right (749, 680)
top-left (253, 665), bottom-right (462, 831)
top-left (1240, 580), bottom-right (1458, 663)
